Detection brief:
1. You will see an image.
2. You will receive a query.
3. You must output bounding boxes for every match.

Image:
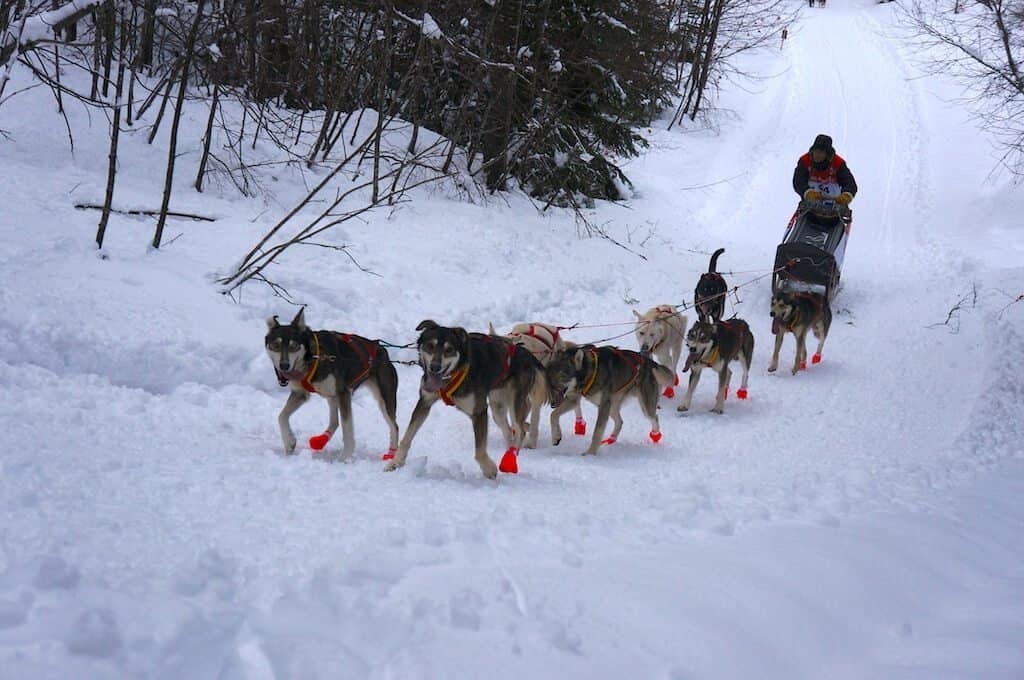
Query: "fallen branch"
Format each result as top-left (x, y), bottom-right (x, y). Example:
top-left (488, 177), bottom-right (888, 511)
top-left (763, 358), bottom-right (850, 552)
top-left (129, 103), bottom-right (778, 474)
top-left (74, 203), bottom-right (216, 221)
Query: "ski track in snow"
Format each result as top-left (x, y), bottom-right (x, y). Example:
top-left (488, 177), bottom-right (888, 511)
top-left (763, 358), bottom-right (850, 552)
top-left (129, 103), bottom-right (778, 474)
top-left (0, 1), bottom-right (1023, 678)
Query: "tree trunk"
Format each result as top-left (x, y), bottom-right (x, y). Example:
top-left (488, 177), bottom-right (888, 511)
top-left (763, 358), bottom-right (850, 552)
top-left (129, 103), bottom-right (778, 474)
top-left (195, 84), bottom-right (219, 192)
top-left (152, 0), bottom-right (206, 249)
top-left (97, 3), bottom-right (129, 249)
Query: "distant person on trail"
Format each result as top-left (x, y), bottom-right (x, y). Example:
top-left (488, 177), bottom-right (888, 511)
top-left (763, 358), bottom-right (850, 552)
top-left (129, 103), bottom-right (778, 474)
top-left (793, 133), bottom-right (857, 225)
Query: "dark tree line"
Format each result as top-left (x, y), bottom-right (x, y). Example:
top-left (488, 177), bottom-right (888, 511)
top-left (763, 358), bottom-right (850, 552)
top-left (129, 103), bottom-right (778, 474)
top-left (2, 0), bottom-right (790, 286)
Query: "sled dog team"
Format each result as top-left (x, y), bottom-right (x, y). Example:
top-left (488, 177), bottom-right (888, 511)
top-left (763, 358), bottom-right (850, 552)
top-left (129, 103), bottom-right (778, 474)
top-left (264, 249), bottom-right (833, 479)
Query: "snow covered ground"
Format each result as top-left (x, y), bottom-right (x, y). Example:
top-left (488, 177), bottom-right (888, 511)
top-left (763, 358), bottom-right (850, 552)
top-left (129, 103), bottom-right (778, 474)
top-left (1, 1), bottom-right (1022, 678)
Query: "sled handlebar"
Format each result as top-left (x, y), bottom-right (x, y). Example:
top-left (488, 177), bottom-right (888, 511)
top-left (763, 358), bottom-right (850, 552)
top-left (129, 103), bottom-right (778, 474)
top-left (798, 197), bottom-right (850, 215)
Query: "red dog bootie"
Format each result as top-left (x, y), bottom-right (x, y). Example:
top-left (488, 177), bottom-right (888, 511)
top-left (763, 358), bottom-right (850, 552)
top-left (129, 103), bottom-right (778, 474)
top-left (674, 373), bottom-right (680, 386)
top-left (601, 435), bottom-right (617, 446)
top-left (574, 418), bottom-right (587, 436)
top-left (499, 447), bottom-right (519, 474)
top-left (736, 388), bottom-right (748, 400)
top-left (381, 447), bottom-right (396, 461)
top-left (662, 386), bottom-right (675, 398)
top-left (308, 432), bottom-right (331, 451)
top-left (649, 431), bottom-right (662, 443)
top-left (812, 353), bottom-right (822, 365)
top-left (800, 361), bottom-right (807, 371)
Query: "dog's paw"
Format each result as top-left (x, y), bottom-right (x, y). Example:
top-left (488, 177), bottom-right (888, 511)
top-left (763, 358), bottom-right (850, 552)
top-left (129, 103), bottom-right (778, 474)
top-left (767, 365), bottom-right (777, 373)
top-left (282, 437), bottom-right (297, 455)
top-left (711, 406), bottom-right (724, 414)
top-left (383, 460), bottom-right (402, 472)
top-left (812, 353), bottom-right (822, 364)
top-left (676, 404), bottom-right (689, 413)
top-left (662, 386), bottom-right (675, 398)
top-left (479, 458), bottom-right (499, 479)
top-left (308, 432), bottom-right (331, 451)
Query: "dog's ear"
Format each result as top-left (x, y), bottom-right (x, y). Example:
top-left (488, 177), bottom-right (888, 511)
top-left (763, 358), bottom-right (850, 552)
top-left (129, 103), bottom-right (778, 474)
top-left (290, 307), bottom-right (308, 331)
top-left (266, 315), bottom-right (280, 330)
top-left (453, 327), bottom-right (469, 348)
top-left (488, 321), bottom-right (497, 336)
top-left (416, 319), bottom-right (438, 332)
top-left (633, 309), bottom-right (642, 320)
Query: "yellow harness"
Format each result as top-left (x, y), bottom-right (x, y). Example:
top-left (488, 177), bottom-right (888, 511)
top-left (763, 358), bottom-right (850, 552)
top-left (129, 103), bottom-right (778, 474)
top-left (439, 365), bottom-right (470, 405)
top-left (300, 334), bottom-right (322, 392)
top-left (580, 348), bottom-right (600, 396)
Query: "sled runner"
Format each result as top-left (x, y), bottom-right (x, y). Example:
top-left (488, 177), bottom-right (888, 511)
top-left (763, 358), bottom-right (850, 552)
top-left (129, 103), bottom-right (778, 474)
top-left (772, 197), bottom-right (851, 301)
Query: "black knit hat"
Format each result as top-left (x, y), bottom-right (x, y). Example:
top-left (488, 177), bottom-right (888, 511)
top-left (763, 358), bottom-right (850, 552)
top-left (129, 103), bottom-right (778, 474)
top-left (810, 134), bottom-right (833, 153)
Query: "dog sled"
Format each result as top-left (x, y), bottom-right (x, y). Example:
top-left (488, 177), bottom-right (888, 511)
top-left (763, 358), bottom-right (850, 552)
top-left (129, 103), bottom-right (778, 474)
top-left (772, 197), bottom-right (851, 301)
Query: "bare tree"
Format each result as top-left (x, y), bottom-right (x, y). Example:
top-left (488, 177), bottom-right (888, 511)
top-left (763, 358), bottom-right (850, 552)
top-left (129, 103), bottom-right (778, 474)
top-left (900, 0), bottom-right (1024, 176)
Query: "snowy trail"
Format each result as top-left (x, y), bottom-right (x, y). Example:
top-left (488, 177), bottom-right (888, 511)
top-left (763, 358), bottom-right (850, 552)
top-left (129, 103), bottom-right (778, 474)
top-left (1, 0), bottom-right (1023, 678)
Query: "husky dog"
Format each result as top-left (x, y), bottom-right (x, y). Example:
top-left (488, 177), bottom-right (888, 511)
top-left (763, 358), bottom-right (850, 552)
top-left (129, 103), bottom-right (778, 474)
top-left (768, 292), bottom-right (832, 375)
top-left (678, 318), bottom-right (754, 414)
top-left (545, 345), bottom-right (674, 455)
top-left (633, 305), bottom-right (688, 397)
top-left (265, 308), bottom-right (399, 458)
top-left (385, 320), bottom-right (541, 479)
top-left (694, 247), bottom-right (728, 322)
top-left (488, 321), bottom-right (586, 448)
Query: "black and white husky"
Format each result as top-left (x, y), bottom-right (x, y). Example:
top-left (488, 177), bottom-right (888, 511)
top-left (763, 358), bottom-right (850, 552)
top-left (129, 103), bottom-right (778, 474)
top-left (678, 318), bottom-right (754, 414)
top-left (265, 308), bottom-right (399, 458)
top-left (545, 345), bottom-right (674, 455)
top-left (385, 320), bottom-right (541, 479)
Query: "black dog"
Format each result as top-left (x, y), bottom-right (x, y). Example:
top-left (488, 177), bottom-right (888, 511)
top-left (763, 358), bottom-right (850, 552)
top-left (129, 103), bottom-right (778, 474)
top-left (265, 308), bottom-right (400, 458)
top-left (385, 320), bottom-right (541, 479)
top-left (694, 247), bottom-right (728, 322)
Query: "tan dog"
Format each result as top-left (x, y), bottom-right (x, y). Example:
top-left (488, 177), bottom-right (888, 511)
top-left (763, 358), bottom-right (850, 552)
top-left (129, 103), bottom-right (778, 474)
top-left (489, 322), bottom-right (586, 448)
top-left (633, 305), bottom-right (687, 397)
top-left (768, 292), bottom-right (832, 375)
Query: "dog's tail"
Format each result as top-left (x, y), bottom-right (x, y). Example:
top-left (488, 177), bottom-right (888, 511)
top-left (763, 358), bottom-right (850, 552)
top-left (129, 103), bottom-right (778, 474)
top-left (708, 247), bottom-right (725, 273)
top-left (649, 360), bottom-right (675, 388)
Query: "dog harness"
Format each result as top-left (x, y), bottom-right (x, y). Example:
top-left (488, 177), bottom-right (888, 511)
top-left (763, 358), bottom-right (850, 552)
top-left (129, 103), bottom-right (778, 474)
top-left (437, 339), bottom-right (517, 405)
top-left (509, 324), bottom-right (559, 361)
top-left (333, 333), bottom-right (380, 389)
top-left (611, 349), bottom-right (643, 393)
top-left (299, 333), bottom-right (322, 392)
top-left (694, 345), bottom-right (720, 368)
top-left (439, 365), bottom-right (470, 405)
top-left (580, 348), bottom-right (642, 395)
top-left (277, 332), bottom-right (382, 393)
top-left (580, 348), bottom-right (600, 396)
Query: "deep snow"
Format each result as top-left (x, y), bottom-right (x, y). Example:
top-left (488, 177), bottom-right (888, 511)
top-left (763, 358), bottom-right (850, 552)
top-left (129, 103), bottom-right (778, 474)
top-left (1, 1), bottom-right (1022, 678)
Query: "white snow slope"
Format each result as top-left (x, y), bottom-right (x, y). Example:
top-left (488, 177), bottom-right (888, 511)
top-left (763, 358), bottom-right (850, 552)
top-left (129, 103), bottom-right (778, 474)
top-left (1, 1), bottom-right (1023, 678)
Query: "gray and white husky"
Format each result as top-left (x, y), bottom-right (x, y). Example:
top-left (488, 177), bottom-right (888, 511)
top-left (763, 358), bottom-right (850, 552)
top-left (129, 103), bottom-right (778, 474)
top-left (545, 345), bottom-right (674, 455)
top-left (265, 308), bottom-right (399, 458)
